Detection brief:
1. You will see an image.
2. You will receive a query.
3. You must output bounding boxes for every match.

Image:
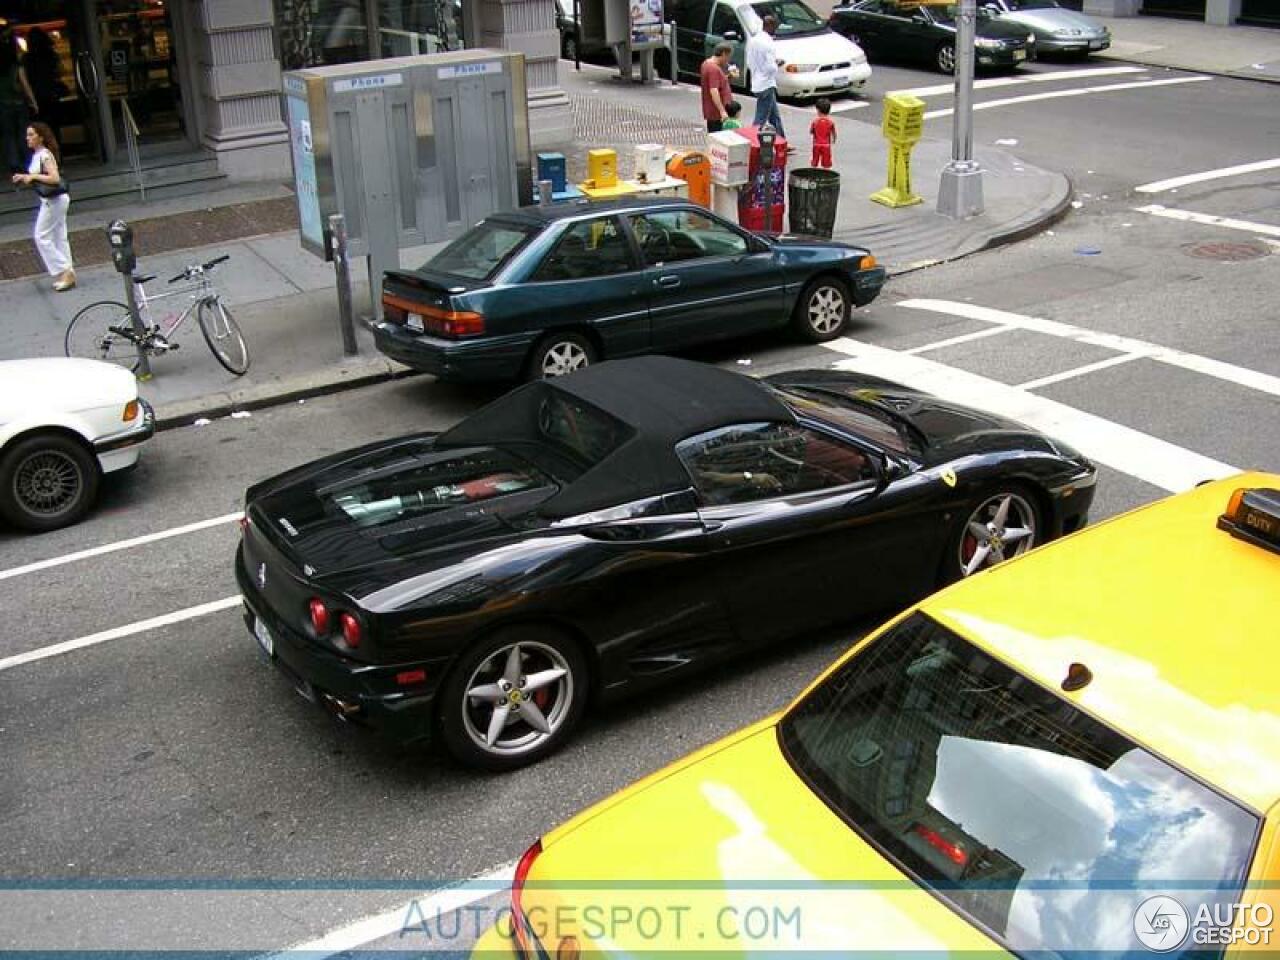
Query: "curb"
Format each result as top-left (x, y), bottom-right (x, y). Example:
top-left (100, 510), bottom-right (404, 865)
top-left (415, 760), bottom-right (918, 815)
top-left (1097, 52), bottom-right (1280, 86)
top-left (983, 175), bottom-right (1076, 252)
top-left (151, 360), bottom-right (425, 432)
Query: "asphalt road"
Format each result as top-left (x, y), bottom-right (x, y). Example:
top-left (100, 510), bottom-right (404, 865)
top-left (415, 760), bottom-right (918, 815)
top-left (2, 51), bottom-right (1278, 957)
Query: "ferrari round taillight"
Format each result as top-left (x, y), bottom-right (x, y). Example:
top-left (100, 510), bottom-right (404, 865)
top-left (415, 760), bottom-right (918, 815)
top-left (308, 598), bottom-right (330, 635)
top-left (339, 612), bottom-right (362, 648)
top-left (511, 838), bottom-right (542, 954)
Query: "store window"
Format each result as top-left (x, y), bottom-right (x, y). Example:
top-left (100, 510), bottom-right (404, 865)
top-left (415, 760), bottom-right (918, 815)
top-left (276, 0), bottom-right (466, 70)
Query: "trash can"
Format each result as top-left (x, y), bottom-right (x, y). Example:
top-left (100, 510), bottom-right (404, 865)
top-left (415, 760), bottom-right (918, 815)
top-left (788, 168), bottom-right (841, 238)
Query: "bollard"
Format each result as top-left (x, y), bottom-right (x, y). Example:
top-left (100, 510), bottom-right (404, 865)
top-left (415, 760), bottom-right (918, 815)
top-left (538, 179), bottom-right (553, 207)
top-left (870, 93), bottom-right (926, 209)
top-left (329, 214), bottom-right (359, 357)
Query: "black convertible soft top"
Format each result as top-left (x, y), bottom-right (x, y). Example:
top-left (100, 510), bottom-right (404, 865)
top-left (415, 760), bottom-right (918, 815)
top-left (435, 356), bottom-right (795, 518)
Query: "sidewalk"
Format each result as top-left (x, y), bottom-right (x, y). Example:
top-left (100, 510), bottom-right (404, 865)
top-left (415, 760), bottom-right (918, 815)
top-left (8, 10), bottom-right (1267, 429)
top-left (1095, 14), bottom-right (1280, 83)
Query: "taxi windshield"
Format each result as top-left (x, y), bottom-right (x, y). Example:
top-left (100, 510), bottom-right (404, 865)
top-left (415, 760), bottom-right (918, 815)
top-left (780, 612), bottom-right (1260, 956)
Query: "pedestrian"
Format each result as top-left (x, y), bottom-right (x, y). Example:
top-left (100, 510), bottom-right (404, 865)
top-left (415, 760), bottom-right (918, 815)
top-left (722, 100), bottom-right (743, 130)
top-left (12, 122), bottom-right (75, 291)
top-left (24, 28), bottom-right (63, 145)
top-left (700, 42), bottom-right (735, 133)
top-left (746, 14), bottom-right (785, 139)
top-left (0, 32), bottom-right (37, 175)
top-left (810, 97), bottom-right (835, 168)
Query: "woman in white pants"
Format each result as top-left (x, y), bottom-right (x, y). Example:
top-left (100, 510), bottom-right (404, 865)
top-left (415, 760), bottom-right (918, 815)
top-left (12, 122), bottom-right (74, 291)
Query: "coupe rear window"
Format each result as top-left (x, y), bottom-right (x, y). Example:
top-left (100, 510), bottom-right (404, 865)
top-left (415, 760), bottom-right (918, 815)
top-left (780, 613), bottom-right (1259, 957)
top-left (536, 390), bottom-right (630, 467)
top-left (424, 220), bottom-right (536, 281)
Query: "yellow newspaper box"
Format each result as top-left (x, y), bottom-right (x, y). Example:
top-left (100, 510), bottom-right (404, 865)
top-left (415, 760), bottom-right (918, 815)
top-left (580, 148), bottom-right (640, 198)
top-left (871, 93), bottom-right (926, 208)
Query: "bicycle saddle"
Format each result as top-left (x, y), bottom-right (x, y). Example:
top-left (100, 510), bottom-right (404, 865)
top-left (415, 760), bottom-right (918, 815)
top-left (131, 274), bottom-right (156, 284)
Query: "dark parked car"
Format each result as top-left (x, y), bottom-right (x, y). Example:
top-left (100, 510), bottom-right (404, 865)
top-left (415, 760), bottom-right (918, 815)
top-left (830, 0), bottom-right (1035, 74)
top-left (236, 356), bottom-right (1096, 770)
top-left (373, 197), bottom-right (886, 383)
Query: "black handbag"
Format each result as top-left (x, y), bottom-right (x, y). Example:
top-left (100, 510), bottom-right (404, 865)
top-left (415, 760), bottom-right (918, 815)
top-left (34, 178), bottom-right (68, 199)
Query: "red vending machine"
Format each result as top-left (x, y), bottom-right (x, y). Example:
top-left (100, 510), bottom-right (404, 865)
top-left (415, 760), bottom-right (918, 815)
top-left (736, 125), bottom-right (788, 232)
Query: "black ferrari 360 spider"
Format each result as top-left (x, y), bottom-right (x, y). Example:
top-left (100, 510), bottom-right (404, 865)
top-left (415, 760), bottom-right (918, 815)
top-left (236, 357), bottom-right (1096, 769)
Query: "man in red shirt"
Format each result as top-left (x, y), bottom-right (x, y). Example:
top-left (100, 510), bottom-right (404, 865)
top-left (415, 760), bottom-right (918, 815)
top-left (700, 43), bottom-right (735, 133)
top-left (810, 97), bottom-right (836, 168)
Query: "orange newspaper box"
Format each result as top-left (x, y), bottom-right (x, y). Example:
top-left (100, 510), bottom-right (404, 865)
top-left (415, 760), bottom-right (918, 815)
top-left (665, 151), bottom-right (711, 207)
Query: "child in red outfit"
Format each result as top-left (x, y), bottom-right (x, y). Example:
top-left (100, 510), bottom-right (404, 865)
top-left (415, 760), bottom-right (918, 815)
top-left (810, 98), bottom-right (836, 168)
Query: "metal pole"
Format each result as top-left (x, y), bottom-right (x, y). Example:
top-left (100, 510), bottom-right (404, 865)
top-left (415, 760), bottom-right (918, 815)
top-left (329, 214), bottom-right (359, 357)
top-left (937, 0), bottom-right (984, 219)
top-left (123, 274), bottom-right (151, 380)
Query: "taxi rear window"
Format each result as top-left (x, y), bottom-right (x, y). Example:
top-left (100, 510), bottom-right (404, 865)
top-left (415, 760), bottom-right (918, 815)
top-left (780, 612), bottom-right (1260, 957)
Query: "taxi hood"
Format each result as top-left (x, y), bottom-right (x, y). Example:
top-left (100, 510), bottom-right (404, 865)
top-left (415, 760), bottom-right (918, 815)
top-left (519, 722), bottom-right (994, 954)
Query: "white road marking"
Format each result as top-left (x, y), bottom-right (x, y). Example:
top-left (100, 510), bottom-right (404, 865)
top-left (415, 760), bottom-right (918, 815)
top-left (1135, 157), bottom-right (1280, 194)
top-left (0, 596), bottom-right (242, 673)
top-left (904, 324), bottom-right (1019, 355)
top-left (922, 75), bottom-right (1210, 120)
top-left (890, 65), bottom-right (1147, 98)
top-left (820, 338), bottom-right (1237, 492)
top-left (1133, 204), bottom-right (1280, 239)
top-left (1016, 353), bottom-right (1144, 390)
top-left (898, 299), bottom-right (1280, 400)
top-left (0, 512), bottom-right (244, 583)
top-left (266, 864), bottom-right (515, 960)
top-left (829, 100), bottom-right (870, 112)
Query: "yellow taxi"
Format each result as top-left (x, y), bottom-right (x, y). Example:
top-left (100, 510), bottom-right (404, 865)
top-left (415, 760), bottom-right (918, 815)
top-left (473, 473), bottom-right (1280, 959)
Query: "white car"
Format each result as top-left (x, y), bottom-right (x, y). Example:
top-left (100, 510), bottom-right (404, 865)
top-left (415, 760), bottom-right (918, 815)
top-left (671, 0), bottom-right (871, 99)
top-left (0, 358), bottom-right (154, 532)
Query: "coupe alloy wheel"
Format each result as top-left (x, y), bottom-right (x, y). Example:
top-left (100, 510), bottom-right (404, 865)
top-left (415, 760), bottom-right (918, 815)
top-left (462, 641), bottom-right (575, 757)
top-left (806, 284), bottom-right (847, 336)
top-left (959, 492), bottom-right (1037, 576)
top-left (541, 341), bottom-right (591, 377)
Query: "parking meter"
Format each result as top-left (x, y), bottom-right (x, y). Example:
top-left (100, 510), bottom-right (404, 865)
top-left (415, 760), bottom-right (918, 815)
top-left (107, 219), bottom-right (136, 275)
top-left (758, 123), bottom-right (777, 233)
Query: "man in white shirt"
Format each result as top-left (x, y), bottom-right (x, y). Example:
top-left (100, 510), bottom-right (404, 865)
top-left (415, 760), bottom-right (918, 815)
top-left (745, 14), bottom-right (785, 138)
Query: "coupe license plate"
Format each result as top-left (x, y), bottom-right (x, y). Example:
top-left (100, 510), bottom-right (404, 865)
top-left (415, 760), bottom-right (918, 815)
top-left (254, 616), bottom-right (274, 658)
top-left (1013, 49), bottom-right (1027, 61)
top-left (405, 313), bottom-right (425, 333)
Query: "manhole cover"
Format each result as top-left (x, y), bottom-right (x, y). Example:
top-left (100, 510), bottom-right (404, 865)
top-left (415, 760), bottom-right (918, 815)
top-left (1183, 240), bottom-right (1272, 262)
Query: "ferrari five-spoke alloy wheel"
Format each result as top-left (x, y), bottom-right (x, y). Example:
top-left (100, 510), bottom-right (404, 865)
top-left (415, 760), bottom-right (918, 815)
top-left (0, 433), bottom-right (99, 532)
top-left (793, 276), bottom-right (850, 343)
top-left (958, 491), bottom-right (1038, 577)
top-left (937, 42), bottom-right (957, 74)
top-left (528, 332), bottom-right (596, 380)
top-left (441, 627), bottom-right (588, 770)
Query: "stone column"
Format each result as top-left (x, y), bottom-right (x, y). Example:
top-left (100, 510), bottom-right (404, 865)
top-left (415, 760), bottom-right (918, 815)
top-left (473, 0), bottom-right (574, 147)
top-left (1083, 0), bottom-right (1141, 15)
top-left (1206, 0), bottom-right (1241, 25)
top-left (190, 0), bottom-right (291, 178)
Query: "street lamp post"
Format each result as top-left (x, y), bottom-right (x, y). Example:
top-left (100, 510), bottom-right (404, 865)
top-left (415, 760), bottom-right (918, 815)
top-left (937, 0), bottom-right (984, 219)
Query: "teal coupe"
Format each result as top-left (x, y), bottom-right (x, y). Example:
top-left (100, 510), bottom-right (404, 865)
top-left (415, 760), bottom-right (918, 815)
top-left (373, 197), bottom-right (887, 383)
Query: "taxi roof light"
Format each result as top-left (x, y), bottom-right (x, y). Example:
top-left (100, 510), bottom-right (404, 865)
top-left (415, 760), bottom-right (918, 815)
top-left (1217, 487), bottom-right (1280, 556)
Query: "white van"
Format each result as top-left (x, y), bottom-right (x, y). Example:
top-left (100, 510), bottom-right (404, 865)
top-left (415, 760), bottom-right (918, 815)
top-left (670, 0), bottom-right (871, 99)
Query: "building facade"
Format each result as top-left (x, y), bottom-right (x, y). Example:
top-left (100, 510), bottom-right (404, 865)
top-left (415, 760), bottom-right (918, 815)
top-left (0, 0), bottom-right (569, 183)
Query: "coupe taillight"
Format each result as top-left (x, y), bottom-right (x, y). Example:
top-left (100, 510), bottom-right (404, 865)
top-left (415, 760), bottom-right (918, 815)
top-left (339, 611), bottom-right (362, 649)
top-left (308, 599), bottom-right (330, 635)
top-left (511, 838), bottom-right (543, 954)
top-left (383, 294), bottom-right (485, 338)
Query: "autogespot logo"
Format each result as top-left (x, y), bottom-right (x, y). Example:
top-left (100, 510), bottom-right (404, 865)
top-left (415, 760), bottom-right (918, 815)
top-left (1134, 896), bottom-right (1190, 952)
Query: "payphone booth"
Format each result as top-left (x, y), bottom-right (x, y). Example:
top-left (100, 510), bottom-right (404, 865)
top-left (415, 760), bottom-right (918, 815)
top-left (284, 50), bottom-right (533, 317)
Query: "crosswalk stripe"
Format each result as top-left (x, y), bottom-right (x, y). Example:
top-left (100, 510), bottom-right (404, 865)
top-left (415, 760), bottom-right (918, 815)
top-left (1135, 157), bottom-right (1280, 194)
top-left (1134, 204), bottom-right (1280, 239)
top-left (897, 299), bottom-right (1280, 400)
top-left (890, 64), bottom-right (1147, 99)
top-left (922, 75), bottom-right (1209, 119)
top-left (819, 337), bottom-right (1237, 493)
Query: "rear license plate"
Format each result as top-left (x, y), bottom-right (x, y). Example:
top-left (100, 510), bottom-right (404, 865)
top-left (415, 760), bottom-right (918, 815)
top-left (405, 312), bottom-right (425, 333)
top-left (1013, 49), bottom-right (1027, 61)
top-left (254, 616), bottom-right (274, 658)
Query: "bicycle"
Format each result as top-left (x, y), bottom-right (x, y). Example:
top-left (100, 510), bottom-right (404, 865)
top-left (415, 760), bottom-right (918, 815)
top-left (64, 255), bottom-right (250, 376)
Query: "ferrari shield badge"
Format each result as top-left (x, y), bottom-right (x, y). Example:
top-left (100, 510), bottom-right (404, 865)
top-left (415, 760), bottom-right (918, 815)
top-left (941, 468), bottom-right (957, 488)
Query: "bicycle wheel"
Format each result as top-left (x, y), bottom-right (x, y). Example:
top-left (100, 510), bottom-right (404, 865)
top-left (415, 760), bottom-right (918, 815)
top-left (197, 299), bottom-right (250, 376)
top-left (64, 300), bottom-right (143, 372)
